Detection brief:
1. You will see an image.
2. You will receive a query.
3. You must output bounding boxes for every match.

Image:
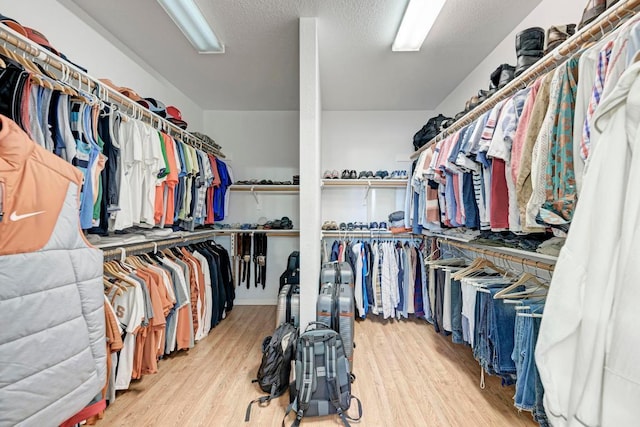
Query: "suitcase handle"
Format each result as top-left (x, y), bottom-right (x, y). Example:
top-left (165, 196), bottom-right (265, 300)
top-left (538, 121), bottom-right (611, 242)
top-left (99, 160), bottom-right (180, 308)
top-left (305, 321), bottom-right (330, 332)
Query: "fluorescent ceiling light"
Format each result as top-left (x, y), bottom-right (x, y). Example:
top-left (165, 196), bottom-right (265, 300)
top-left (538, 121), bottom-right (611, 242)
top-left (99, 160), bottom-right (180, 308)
top-left (157, 0), bottom-right (224, 54)
top-left (393, 0), bottom-right (447, 52)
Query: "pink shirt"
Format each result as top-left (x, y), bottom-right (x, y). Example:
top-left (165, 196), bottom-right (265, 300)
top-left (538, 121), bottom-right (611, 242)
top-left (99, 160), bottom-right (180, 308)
top-left (511, 77), bottom-right (542, 186)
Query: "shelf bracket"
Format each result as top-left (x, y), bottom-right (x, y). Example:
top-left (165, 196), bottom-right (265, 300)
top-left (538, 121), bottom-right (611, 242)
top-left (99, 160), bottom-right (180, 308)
top-left (363, 181), bottom-right (371, 206)
top-left (250, 186), bottom-right (262, 209)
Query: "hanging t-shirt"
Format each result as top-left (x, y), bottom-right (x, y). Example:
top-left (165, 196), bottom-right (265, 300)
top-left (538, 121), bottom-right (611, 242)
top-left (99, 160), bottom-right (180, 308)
top-left (214, 158), bottom-right (232, 221)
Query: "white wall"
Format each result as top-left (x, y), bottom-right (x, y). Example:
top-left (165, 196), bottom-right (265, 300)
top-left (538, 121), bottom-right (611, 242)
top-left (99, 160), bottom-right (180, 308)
top-left (203, 110), bottom-right (300, 305)
top-left (436, 0), bottom-right (585, 116)
top-left (4, 0), bottom-right (203, 130)
top-left (299, 17), bottom-right (322, 329)
top-left (321, 110), bottom-right (432, 224)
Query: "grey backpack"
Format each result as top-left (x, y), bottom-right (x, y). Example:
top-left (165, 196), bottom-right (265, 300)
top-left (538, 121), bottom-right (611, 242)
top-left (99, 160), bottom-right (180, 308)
top-left (245, 322), bottom-right (298, 422)
top-left (283, 322), bottom-right (362, 427)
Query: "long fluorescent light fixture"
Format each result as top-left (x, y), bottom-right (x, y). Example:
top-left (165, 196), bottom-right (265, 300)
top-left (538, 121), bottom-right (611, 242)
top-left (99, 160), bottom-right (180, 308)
top-left (157, 0), bottom-right (224, 54)
top-left (393, 0), bottom-right (447, 52)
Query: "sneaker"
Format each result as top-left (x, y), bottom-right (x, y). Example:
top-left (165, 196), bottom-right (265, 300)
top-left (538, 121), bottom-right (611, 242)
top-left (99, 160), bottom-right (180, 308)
top-left (322, 170), bottom-right (332, 179)
top-left (341, 170), bottom-right (351, 179)
top-left (379, 222), bottom-right (388, 230)
top-left (322, 221), bottom-right (332, 230)
top-left (366, 171), bottom-right (375, 179)
top-left (375, 170), bottom-right (389, 179)
top-left (358, 171), bottom-right (368, 179)
top-left (339, 222), bottom-right (347, 231)
top-left (347, 222), bottom-right (355, 231)
top-left (399, 170), bottom-right (409, 180)
top-left (369, 222), bottom-right (379, 230)
top-left (350, 170), bottom-right (358, 179)
top-left (331, 170), bottom-right (340, 179)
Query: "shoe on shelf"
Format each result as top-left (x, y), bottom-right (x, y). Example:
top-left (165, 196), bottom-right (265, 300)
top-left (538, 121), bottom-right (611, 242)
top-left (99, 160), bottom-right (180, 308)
top-left (369, 222), bottom-right (379, 231)
top-left (339, 222), bottom-right (347, 231)
top-left (375, 170), bottom-right (389, 179)
top-left (365, 171), bottom-right (375, 179)
top-left (490, 64), bottom-right (516, 90)
top-left (544, 24), bottom-right (576, 54)
top-left (341, 169), bottom-right (351, 179)
top-left (379, 222), bottom-right (388, 231)
top-left (515, 27), bottom-right (545, 77)
top-left (322, 170), bottom-right (332, 179)
top-left (499, 64), bottom-right (516, 88)
top-left (347, 222), bottom-right (355, 231)
top-left (578, 0), bottom-right (606, 29)
top-left (358, 171), bottom-right (368, 179)
top-left (349, 170), bottom-right (358, 179)
top-left (399, 170), bottom-right (409, 180)
top-left (322, 221), bottom-right (332, 230)
top-left (280, 216), bottom-right (293, 230)
top-left (331, 170), bottom-right (340, 179)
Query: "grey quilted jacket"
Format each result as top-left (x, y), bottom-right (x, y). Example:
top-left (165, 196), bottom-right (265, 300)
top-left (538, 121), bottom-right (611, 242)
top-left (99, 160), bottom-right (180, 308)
top-left (0, 116), bottom-right (106, 426)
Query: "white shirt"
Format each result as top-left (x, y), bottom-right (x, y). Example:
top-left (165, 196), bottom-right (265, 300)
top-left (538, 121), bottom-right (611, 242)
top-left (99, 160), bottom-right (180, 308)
top-left (112, 276), bottom-right (145, 390)
top-left (536, 60), bottom-right (640, 427)
top-left (194, 252), bottom-right (213, 337)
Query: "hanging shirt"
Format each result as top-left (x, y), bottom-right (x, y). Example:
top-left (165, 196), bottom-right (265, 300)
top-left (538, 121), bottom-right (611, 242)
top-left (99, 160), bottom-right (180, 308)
top-left (214, 158), bottom-right (232, 221)
top-left (539, 57), bottom-right (580, 227)
top-left (526, 67), bottom-right (563, 230)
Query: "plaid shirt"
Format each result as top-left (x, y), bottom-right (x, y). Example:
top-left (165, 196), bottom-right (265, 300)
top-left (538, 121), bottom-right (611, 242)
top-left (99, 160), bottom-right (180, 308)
top-left (581, 40), bottom-right (614, 161)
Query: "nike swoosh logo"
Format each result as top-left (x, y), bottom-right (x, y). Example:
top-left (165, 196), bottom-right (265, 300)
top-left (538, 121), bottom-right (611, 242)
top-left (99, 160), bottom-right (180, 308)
top-left (9, 210), bottom-right (46, 221)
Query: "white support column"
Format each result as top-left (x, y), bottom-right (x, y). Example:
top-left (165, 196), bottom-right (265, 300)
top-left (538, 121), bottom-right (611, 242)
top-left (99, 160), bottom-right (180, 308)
top-left (299, 17), bottom-right (321, 330)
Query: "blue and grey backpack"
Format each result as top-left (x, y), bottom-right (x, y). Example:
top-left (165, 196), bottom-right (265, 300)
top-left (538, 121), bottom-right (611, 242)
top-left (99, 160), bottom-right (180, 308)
top-left (283, 322), bottom-right (362, 427)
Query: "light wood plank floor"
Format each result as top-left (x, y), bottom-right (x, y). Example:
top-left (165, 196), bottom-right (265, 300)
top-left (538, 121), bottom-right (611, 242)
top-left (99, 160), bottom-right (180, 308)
top-left (103, 306), bottom-right (536, 426)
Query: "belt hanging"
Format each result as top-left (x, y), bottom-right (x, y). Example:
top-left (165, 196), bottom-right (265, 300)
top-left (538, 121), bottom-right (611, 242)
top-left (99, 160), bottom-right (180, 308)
top-left (254, 233), bottom-right (267, 289)
top-left (239, 233), bottom-right (252, 289)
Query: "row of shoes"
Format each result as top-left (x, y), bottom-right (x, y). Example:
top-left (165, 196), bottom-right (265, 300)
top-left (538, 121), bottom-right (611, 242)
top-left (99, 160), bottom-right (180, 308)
top-left (235, 179), bottom-right (295, 185)
top-left (322, 221), bottom-right (389, 231)
top-left (216, 216), bottom-right (294, 230)
top-left (452, 23), bottom-right (578, 122)
top-left (323, 170), bottom-right (408, 180)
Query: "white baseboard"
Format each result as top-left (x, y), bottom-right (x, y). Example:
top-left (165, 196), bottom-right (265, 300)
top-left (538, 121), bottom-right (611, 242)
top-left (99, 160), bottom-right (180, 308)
top-left (234, 299), bottom-right (277, 306)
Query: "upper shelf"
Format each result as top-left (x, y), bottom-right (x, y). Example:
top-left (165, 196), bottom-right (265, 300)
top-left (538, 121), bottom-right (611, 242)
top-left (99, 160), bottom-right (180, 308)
top-left (321, 179), bottom-right (408, 188)
top-left (229, 185), bottom-right (300, 193)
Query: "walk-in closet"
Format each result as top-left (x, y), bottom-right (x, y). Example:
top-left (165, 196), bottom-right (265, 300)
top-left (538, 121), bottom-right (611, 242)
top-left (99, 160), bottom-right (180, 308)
top-left (1, 0), bottom-right (639, 426)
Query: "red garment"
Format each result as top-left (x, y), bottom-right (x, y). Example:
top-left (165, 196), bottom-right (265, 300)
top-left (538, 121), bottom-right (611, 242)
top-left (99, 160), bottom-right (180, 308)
top-left (490, 159), bottom-right (510, 230)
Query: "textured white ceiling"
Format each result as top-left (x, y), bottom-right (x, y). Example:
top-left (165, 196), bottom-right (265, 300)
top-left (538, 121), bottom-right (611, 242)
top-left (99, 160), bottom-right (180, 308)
top-left (65, 0), bottom-right (542, 111)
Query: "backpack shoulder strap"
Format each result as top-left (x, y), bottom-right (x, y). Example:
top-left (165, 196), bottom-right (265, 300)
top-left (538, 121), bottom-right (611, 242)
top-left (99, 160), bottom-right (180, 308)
top-left (325, 336), bottom-right (362, 427)
top-left (297, 335), bottom-right (315, 420)
top-left (283, 333), bottom-right (316, 427)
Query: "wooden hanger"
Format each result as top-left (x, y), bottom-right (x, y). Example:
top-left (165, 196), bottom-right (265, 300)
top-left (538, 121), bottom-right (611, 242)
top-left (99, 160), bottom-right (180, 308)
top-left (103, 277), bottom-right (124, 297)
top-left (493, 272), bottom-right (548, 300)
top-left (125, 255), bottom-right (146, 269)
top-left (452, 258), bottom-right (507, 280)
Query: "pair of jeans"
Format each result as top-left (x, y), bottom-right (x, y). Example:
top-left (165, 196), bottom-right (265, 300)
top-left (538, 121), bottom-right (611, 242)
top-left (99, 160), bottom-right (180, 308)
top-left (489, 286), bottom-right (518, 385)
top-left (473, 291), bottom-right (492, 372)
top-left (513, 312), bottom-right (535, 411)
top-left (450, 279), bottom-right (464, 344)
top-left (434, 269), bottom-right (450, 335)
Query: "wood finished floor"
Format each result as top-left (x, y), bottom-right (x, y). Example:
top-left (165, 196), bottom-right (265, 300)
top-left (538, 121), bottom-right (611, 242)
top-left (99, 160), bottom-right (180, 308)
top-left (103, 306), bottom-right (536, 427)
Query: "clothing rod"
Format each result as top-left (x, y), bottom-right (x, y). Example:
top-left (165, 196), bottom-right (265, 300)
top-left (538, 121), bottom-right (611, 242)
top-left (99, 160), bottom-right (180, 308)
top-left (410, 0), bottom-right (640, 160)
top-left (101, 229), bottom-right (299, 257)
top-left (0, 26), bottom-right (223, 158)
top-left (102, 232), bottom-right (221, 260)
top-left (438, 239), bottom-right (555, 272)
